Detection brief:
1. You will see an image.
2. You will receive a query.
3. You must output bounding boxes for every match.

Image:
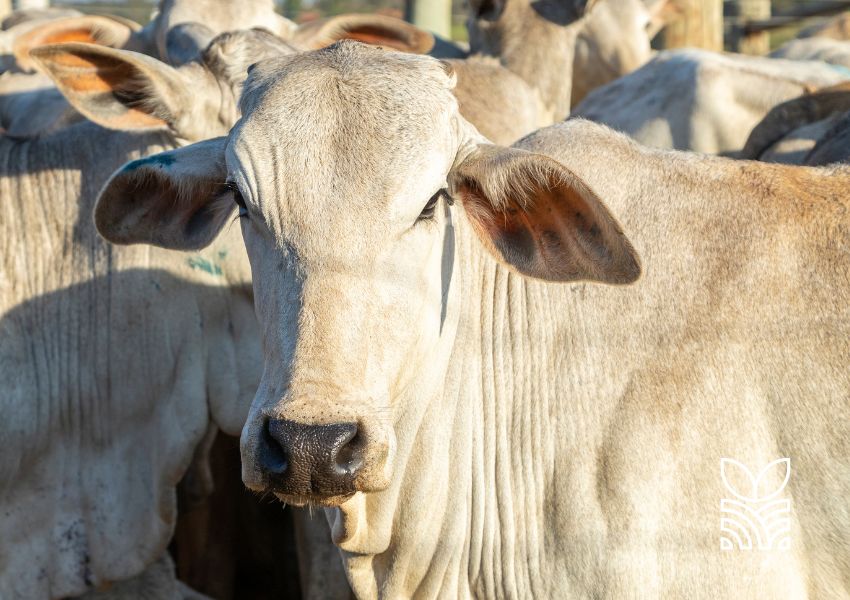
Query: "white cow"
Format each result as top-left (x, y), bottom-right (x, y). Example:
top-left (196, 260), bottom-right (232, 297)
top-left (771, 37), bottom-right (850, 70)
top-left (93, 42), bottom-right (850, 599)
top-left (4, 23), bottom-right (478, 598)
top-left (0, 33), bottom-right (290, 599)
top-left (466, 0), bottom-right (656, 119)
top-left (573, 48), bottom-right (848, 154)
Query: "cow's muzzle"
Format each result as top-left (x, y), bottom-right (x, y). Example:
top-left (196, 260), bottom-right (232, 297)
top-left (259, 418), bottom-right (365, 500)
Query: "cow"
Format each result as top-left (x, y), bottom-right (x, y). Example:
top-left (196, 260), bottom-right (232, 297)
top-left (466, 0), bottom-right (656, 119)
top-left (0, 71), bottom-right (75, 137)
top-left (795, 12), bottom-right (850, 41)
top-left (4, 23), bottom-right (540, 147)
top-left (144, 0), bottom-right (296, 65)
top-left (2, 8), bottom-right (440, 141)
top-left (10, 1), bottom-right (434, 70)
top-left (93, 42), bottom-right (850, 599)
top-left (0, 32), bottom-right (289, 599)
top-left (572, 48), bottom-right (848, 154)
top-left (771, 37), bottom-right (850, 70)
top-left (6, 0), bottom-right (294, 70)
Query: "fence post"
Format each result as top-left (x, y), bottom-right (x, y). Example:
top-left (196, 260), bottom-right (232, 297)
top-left (661, 0), bottom-right (724, 51)
top-left (405, 0), bottom-right (451, 39)
top-left (730, 0), bottom-right (771, 54)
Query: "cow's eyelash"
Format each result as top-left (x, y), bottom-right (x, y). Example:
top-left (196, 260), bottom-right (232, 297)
top-left (418, 189), bottom-right (452, 222)
top-left (226, 181), bottom-right (249, 218)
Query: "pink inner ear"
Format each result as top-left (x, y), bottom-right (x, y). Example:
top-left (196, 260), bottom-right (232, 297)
top-left (340, 27), bottom-right (412, 52)
top-left (456, 166), bottom-right (641, 284)
top-left (37, 50), bottom-right (169, 130)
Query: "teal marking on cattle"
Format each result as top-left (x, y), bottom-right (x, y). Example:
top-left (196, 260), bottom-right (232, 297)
top-left (828, 64), bottom-right (850, 79)
top-left (217, 250), bottom-right (228, 260)
top-left (124, 153), bottom-right (176, 172)
top-left (187, 256), bottom-right (223, 276)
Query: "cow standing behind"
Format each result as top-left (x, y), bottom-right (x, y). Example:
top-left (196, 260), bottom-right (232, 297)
top-left (0, 33), bottom-right (292, 598)
top-left (467, 0), bottom-right (656, 119)
top-left (573, 48), bottom-right (848, 154)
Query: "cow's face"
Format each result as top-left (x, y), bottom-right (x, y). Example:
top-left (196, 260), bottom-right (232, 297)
top-left (227, 44), bottom-right (463, 504)
top-left (94, 42), bottom-right (641, 507)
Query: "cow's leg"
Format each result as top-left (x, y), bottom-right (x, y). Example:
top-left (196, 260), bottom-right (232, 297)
top-left (292, 507), bottom-right (353, 600)
top-left (75, 553), bottom-right (210, 600)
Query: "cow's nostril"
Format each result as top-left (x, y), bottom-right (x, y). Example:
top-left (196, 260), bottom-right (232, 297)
top-left (260, 418), bottom-right (289, 476)
top-left (261, 418), bottom-right (364, 496)
top-left (332, 425), bottom-right (364, 476)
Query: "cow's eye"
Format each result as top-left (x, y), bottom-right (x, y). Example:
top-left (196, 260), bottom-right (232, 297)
top-left (419, 189), bottom-right (451, 222)
top-left (227, 181), bottom-right (248, 218)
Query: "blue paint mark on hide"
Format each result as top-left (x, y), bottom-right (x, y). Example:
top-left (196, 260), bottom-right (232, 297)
top-left (123, 153), bottom-right (176, 172)
top-left (828, 63), bottom-right (850, 79)
top-left (187, 256), bottom-right (223, 276)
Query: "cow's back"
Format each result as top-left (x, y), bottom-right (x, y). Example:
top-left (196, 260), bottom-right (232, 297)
top-left (572, 49), bottom-right (848, 154)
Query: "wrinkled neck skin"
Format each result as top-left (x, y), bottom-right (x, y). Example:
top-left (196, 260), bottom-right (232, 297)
top-left (328, 207), bottom-right (619, 599)
top-left (326, 123), bottom-right (850, 598)
top-left (0, 123), bottom-right (257, 598)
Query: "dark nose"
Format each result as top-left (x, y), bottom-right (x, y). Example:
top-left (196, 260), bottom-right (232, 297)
top-left (259, 418), bottom-right (363, 496)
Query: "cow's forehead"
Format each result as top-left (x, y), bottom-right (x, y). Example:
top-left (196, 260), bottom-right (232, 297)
top-left (234, 40), bottom-right (457, 154)
top-left (226, 42), bottom-right (461, 238)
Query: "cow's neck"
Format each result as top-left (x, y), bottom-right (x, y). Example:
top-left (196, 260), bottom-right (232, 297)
top-left (334, 212), bottom-right (626, 598)
top-left (0, 124), bottom-right (172, 303)
top-left (495, 12), bottom-right (580, 121)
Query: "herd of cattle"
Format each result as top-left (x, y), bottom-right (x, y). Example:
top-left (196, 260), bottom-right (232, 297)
top-left (1, 0), bottom-right (849, 598)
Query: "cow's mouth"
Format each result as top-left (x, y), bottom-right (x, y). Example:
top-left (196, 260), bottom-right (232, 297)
top-left (273, 490), bottom-right (356, 508)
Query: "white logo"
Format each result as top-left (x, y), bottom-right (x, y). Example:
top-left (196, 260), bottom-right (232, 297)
top-left (720, 458), bottom-right (791, 551)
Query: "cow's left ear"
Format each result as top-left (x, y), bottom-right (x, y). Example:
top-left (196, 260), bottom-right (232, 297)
top-left (450, 145), bottom-right (641, 284)
top-left (95, 137), bottom-right (233, 250)
top-left (29, 42), bottom-right (197, 134)
top-left (293, 14), bottom-right (434, 54)
top-left (13, 15), bottom-right (141, 71)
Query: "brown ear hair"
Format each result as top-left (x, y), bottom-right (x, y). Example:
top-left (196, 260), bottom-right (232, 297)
top-left (13, 15), bottom-right (140, 71)
top-left (450, 145), bottom-right (641, 284)
top-left (293, 14), bottom-right (434, 54)
top-left (29, 42), bottom-right (186, 132)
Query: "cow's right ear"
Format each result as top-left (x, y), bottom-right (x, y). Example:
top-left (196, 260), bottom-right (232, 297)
top-left (450, 144), bottom-right (641, 284)
top-left (29, 42), bottom-right (190, 133)
top-left (95, 137), bottom-right (233, 250)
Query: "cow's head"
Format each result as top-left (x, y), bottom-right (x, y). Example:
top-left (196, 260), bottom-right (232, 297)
top-left (29, 30), bottom-right (296, 142)
top-left (467, 0), bottom-right (654, 117)
top-left (94, 42), bottom-right (640, 507)
top-left (149, 0), bottom-right (297, 65)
